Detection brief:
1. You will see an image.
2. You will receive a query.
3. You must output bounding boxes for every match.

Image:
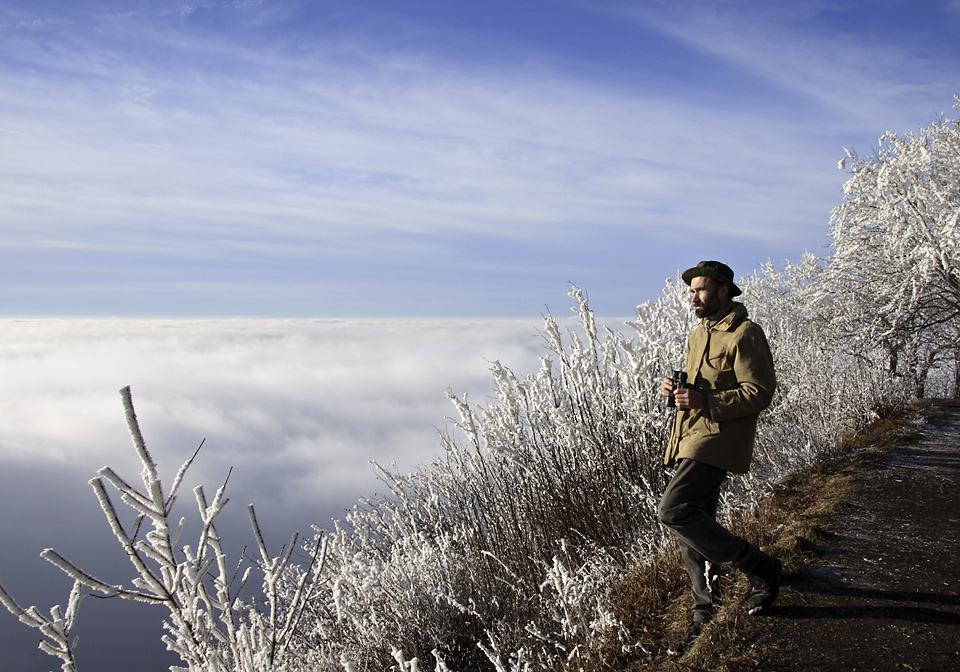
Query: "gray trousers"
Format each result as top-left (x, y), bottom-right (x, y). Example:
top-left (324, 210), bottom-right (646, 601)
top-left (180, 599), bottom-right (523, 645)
top-left (658, 458), bottom-right (763, 618)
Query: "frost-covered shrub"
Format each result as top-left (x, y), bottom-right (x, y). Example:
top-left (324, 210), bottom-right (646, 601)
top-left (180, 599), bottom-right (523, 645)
top-left (0, 387), bottom-right (329, 672)
top-left (296, 285), bottom-right (685, 670)
top-left (302, 262), bottom-right (916, 670)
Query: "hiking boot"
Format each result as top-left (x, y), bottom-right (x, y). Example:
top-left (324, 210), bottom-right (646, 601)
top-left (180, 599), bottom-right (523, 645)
top-left (667, 618), bottom-right (706, 657)
top-left (746, 554), bottom-right (782, 615)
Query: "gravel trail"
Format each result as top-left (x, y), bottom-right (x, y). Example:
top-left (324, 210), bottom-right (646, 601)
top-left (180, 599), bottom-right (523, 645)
top-left (742, 402), bottom-right (960, 672)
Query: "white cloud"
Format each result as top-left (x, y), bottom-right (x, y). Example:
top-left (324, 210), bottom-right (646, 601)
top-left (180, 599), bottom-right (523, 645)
top-left (0, 317), bottom-right (554, 521)
top-left (0, 316), bottom-right (577, 669)
top-left (1, 314), bottom-right (598, 670)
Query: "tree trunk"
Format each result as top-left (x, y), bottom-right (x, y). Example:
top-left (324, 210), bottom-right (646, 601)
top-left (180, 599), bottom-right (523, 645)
top-left (954, 348), bottom-right (960, 399)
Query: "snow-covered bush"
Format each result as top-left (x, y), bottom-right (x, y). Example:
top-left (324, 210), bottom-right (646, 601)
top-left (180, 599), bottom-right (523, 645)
top-left (298, 261), bottom-right (919, 670)
top-left (307, 285), bottom-right (684, 669)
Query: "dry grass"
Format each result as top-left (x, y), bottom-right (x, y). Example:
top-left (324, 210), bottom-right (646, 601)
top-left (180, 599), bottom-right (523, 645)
top-left (593, 410), bottom-right (917, 672)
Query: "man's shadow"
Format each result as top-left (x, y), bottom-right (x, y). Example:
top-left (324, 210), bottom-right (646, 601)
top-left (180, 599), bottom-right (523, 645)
top-left (764, 569), bottom-right (960, 625)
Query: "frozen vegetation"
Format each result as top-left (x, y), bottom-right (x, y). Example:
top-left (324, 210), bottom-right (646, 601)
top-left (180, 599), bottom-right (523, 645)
top-left (2, 99), bottom-right (959, 671)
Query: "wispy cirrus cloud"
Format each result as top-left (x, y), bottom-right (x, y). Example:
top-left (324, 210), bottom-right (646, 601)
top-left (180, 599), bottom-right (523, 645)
top-left (1, 0), bottom-right (958, 317)
top-left (0, 1), bottom-right (863, 316)
top-left (620, 0), bottom-right (960, 131)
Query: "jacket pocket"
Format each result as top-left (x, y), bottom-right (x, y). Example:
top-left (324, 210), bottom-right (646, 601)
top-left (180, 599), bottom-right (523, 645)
top-left (700, 350), bottom-right (734, 391)
top-left (686, 412), bottom-right (719, 439)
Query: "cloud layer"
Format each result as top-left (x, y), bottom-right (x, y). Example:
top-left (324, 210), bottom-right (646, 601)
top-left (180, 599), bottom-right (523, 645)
top-left (0, 315), bottom-right (565, 670)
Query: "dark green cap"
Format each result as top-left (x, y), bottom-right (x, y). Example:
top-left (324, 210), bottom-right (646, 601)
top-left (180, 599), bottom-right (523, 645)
top-left (681, 260), bottom-right (742, 297)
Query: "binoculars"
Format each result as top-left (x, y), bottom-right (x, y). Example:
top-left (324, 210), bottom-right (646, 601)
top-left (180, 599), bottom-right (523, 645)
top-left (666, 369), bottom-right (688, 408)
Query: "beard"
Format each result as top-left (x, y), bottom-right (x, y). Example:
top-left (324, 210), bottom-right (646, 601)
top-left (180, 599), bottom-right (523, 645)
top-left (694, 302), bottom-right (713, 318)
top-left (694, 296), bottom-right (722, 319)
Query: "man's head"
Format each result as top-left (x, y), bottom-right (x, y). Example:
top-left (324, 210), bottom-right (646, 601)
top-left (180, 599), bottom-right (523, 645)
top-left (681, 261), bottom-right (741, 319)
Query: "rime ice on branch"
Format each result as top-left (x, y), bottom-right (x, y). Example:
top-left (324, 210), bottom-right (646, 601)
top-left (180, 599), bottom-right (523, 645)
top-left (0, 386), bottom-right (327, 672)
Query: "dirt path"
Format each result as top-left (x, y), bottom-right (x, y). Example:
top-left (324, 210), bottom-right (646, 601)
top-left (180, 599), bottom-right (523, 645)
top-left (732, 402), bottom-right (960, 672)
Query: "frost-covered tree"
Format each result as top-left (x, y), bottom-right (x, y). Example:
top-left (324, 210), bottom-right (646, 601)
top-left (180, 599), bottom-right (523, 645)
top-left (826, 95), bottom-right (960, 394)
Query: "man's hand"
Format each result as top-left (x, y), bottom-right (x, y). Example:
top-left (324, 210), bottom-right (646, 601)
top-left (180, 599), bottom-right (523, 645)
top-left (662, 376), bottom-right (704, 409)
top-left (673, 386), bottom-right (705, 410)
top-left (661, 376), bottom-right (674, 399)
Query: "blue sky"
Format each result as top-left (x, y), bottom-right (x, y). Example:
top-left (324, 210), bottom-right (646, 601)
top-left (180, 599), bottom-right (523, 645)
top-left (2, 0), bottom-right (959, 317)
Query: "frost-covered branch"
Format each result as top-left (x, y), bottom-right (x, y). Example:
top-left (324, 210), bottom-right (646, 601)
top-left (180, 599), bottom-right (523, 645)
top-left (0, 580), bottom-right (83, 672)
top-left (0, 386), bottom-right (327, 672)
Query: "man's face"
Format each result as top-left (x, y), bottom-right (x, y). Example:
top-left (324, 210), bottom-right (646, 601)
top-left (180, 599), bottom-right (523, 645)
top-left (690, 276), bottom-right (728, 319)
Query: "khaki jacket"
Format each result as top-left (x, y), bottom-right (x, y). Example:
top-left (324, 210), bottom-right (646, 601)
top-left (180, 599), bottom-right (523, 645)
top-left (665, 302), bottom-right (776, 474)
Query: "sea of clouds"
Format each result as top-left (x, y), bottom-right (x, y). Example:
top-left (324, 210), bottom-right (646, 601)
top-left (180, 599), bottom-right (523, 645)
top-left (0, 316), bottom-right (590, 671)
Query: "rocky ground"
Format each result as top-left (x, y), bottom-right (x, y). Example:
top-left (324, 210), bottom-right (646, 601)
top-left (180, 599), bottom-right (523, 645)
top-left (686, 401), bottom-right (960, 672)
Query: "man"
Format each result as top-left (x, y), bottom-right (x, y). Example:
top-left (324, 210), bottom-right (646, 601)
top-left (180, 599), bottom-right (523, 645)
top-left (659, 260), bottom-right (780, 657)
